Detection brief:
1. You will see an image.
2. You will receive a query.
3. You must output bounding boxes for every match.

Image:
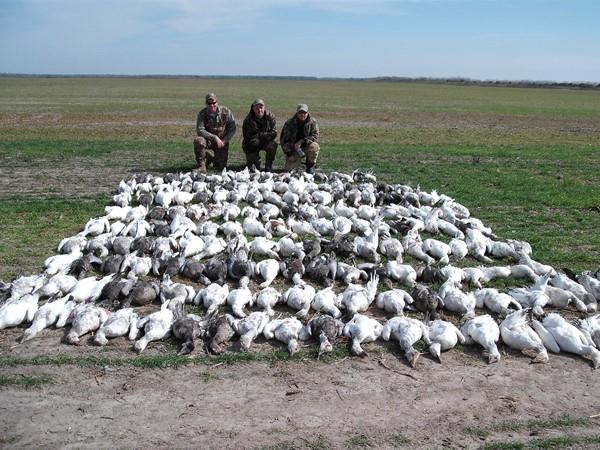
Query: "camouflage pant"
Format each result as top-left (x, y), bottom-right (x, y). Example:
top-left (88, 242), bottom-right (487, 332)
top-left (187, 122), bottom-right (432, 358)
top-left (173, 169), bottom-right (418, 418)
top-left (244, 139), bottom-right (278, 170)
top-left (284, 142), bottom-right (320, 172)
top-left (193, 136), bottom-right (229, 170)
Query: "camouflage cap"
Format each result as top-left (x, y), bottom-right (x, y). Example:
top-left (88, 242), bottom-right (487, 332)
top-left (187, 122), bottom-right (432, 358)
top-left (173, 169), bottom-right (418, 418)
top-left (205, 93), bottom-right (217, 104)
top-left (252, 98), bottom-right (265, 107)
top-left (296, 103), bottom-right (309, 113)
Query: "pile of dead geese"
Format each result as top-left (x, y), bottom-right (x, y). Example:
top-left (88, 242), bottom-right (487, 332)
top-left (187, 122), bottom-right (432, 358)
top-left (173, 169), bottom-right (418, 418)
top-left (1, 168), bottom-right (599, 369)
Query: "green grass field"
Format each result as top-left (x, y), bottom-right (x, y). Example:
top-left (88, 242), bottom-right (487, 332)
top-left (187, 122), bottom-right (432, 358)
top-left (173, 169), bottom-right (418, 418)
top-left (1, 76), bottom-right (599, 278)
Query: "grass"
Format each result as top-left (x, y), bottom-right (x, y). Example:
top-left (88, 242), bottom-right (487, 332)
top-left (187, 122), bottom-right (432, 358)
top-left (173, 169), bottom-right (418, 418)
top-left (464, 415), bottom-right (592, 438)
top-left (0, 374), bottom-right (53, 389)
top-left (1, 77), bottom-right (599, 279)
top-left (464, 415), bottom-right (600, 450)
top-left (0, 343), bottom-right (352, 369)
top-left (346, 434), bottom-right (371, 448)
top-left (483, 435), bottom-right (600, 450)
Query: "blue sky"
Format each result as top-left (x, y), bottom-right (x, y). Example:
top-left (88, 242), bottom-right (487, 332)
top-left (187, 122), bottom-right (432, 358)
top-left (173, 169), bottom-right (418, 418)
top-left (0, 0), bottom-right (598, 82)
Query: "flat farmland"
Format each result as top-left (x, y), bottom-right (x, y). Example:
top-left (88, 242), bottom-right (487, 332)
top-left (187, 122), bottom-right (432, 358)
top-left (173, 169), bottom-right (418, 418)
top-left (1, 77), bottom-right (599, 278)
top-left (1, 77), bottom-right (600, 449)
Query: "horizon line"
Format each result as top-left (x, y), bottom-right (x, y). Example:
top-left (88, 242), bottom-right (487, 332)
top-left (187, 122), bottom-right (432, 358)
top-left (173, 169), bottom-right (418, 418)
top-left (1, 73), bottom-right (599, 88)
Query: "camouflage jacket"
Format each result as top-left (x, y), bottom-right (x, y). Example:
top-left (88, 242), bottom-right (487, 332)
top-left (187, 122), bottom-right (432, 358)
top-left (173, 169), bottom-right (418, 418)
top-left (280, 113), bottom-right (319, 153)
top-left (242, 107), bottom-right (277, 150)
top-left (196, 106), bottom-right (237, 143)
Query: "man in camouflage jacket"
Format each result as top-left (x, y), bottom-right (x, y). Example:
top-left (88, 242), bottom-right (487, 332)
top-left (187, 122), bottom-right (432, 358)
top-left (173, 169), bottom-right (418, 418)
top-left (242, 98), bottom-right (278, 172)
top-left (280, 103), bottom-right (320, 173)
top-left (193, 93), bottom-right (237, 172)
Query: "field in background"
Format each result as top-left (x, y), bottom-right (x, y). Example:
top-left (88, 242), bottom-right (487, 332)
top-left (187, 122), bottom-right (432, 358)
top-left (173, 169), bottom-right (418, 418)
top-left (1, 76), bottom-right (599, 278)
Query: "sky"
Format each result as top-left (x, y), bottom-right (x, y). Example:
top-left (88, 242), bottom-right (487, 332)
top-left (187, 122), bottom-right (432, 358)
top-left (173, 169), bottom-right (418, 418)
top-left (0, 0), bottom-right (598, 82)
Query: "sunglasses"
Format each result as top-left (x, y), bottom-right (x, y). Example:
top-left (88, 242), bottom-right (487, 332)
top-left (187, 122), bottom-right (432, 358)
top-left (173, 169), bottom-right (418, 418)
top-left (206, 101), bottom-right (217, 105)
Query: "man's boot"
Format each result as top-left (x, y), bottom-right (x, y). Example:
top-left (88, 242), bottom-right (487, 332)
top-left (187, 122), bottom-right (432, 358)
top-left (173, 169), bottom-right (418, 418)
top-left (306, 161), bottom-right (315, 174)
top-left (205, 153), bottom-right (214, 168)
top-left (265, 157), bottom-right (274, 172)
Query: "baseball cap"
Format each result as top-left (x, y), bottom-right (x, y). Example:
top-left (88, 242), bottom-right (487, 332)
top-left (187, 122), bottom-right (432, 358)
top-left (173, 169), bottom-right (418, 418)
top-left (296, 103), bottom-right (309, 113)
top-left (252, 98), bottom-right (265, 107)
top-left (205, 93), bottom-right (218, 104)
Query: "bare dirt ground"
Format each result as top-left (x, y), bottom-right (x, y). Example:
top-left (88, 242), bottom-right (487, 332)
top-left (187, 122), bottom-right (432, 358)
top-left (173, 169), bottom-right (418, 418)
top-left (1, 325), bottom-right (599, 450)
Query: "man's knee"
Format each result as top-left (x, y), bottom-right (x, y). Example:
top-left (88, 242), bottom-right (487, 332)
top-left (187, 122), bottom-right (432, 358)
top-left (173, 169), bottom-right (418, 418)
top-left (305, 142), bottom-right (320, 162)
top-left (246, 151), bottom-right (260, 167)
top-left (265, 140), bottom-right (278, 157)
top-left (214, 144), bottom-right (229, 170)
top-left (194, 137), bottom-right (208, 162)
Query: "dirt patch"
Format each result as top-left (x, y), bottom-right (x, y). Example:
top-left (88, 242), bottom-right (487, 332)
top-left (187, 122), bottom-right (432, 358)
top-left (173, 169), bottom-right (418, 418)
top-left (1, 328), bottom-right (599, 449)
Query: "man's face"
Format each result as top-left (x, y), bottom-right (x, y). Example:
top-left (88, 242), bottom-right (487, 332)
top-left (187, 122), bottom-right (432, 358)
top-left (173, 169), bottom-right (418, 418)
top-left (206, 100), bottom-right (218, 113)
top-left (296, 110), bottom-right (308, 122)
top-left (253, 104), bottom-right (265, 118)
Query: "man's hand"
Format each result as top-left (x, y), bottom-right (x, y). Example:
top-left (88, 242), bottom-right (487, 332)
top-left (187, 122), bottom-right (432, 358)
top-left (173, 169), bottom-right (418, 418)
top-left (214, 136), bottom-right (225, 149)
top-left (293, 140), bottom-right (303, 152)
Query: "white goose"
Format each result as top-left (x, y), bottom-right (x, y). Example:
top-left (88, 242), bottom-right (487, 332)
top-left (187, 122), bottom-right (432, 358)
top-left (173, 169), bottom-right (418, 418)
top-left (499, 309), bottom-right (549, 363)
top-left (421, 238), bottom-right (451, 265)
top-left (438, 282), bottom-right (476, 319)
top-left (283, 273), bottom-right (316, 318)
top-left (134, 301), bottom-right (175, 354)
top-left (449, 238), bottom-right (468, 261)
top-left (34, 271), bottom-right (78, 299)
top-left (248, 237), bottom-right (280, 260)
top-left (334, 199), bottom-right (356, 219)
top-left (427, 319), bottom-right (465, 361)
top-left (193, 235), bottom-right (226, 260)
top-left (262, 317), bottom-right (304, 354)
top-left (518, 253), bottom-right (556, 277)
top-left (228, 311), bottom-right (271, 351)
top-left (0, 293), bottom-right (39, 330)
top-left (385, 262), bottom-right (417, 287)
top-left (277, 236), bottom-right (305, 259)
top-left (94, 308), bottom-right (139, 345)
top-left (311, 284), bottom-right (342, 318)
top-left (44, 248), bottom-right (83, 276)
top-left (220, 221), bottom-right (244, 240)
top-left (255, 259), bottom-right (280, 288)
top-left (575, 314), bottom-right (600, 349)
top-left (195, 283), bottom-right (230, 314)
top-left (68, 273), bottom-right (116, 303)
top-left (243, 216), bottom-right (272, 238)
top-left (378, 236), bottom-right (404, 262)
top-left (20, 296), bottom-right (77, 343)
top-left (343, 313), bottom-right (383, 356)
top-left (535, 313), bottom-right (600, 368)
top-left (159, 275), bottom-right (196, 309)
top-left (382, 316), bottom-right (430, 367)
top-left (465, 228), bottom-right (492, 263)
top-left (255, 287), bottom-right (281, 316)
top-left (375, 288), bottom-right (413, 315)
top-left (226, 276), bottom-right (253, 317)
top-left (340, 273), bottom-right (379, 316)
top-left (402, 229), bottom-right (434, 265)
top-left (474, 288), bottom-right (522, 317)
top-left (460, 314), bottom-right (501, 364)
top-left (82, 216), bottom-right (110, 237)
top-left (311, 218), bottom-right (335, 236)
top-left (335, 262), bottom-right (367, 285)
top-left (179, 231), bottom-right (206, 258)
top-left (65, 304), bottom-right (109, 345)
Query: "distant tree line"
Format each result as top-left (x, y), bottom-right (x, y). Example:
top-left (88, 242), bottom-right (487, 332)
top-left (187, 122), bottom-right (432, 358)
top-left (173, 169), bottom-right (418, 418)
top-left (1, 73), bottom-right (598, 89)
